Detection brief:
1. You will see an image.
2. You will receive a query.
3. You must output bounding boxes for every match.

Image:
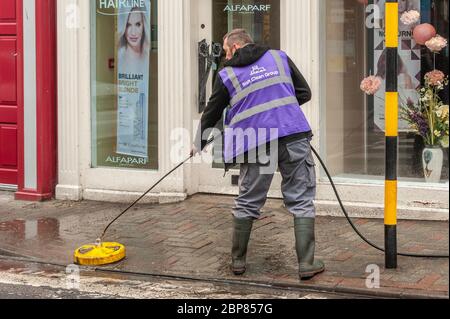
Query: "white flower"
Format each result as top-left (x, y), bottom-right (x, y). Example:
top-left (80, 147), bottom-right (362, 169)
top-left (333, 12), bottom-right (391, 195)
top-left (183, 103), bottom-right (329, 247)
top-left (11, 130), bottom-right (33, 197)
top-left (400, 10), bottom-right (420, 26)
top-left (425, 35), bottom-right (448, 53)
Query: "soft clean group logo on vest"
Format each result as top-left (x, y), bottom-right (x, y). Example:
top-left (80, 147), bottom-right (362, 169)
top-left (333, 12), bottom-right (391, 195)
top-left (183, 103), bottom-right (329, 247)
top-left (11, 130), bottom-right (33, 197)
top-left (224, 4), bottom-right (272, 14)
top-left (250, 65), bottom-right (267, 76)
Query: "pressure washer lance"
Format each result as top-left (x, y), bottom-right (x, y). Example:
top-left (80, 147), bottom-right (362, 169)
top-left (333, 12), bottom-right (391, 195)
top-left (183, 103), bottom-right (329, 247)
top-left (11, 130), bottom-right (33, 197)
top-left (98, 137), bottom-right (449, 259)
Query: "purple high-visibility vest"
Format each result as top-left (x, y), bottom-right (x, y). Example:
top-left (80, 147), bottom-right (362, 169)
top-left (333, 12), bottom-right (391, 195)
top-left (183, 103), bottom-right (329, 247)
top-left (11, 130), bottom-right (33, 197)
top-left (219, 50), bottom-right (311, 163)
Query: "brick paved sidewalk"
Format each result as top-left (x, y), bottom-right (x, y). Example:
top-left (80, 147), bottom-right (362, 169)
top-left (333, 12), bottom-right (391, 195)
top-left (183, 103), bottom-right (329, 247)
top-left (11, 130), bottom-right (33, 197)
top-left (0, 191), bottom-right (448, 298)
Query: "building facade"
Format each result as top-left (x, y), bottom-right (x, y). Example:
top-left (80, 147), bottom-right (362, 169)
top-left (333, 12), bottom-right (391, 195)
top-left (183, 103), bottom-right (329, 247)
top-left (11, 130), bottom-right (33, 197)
top-left (1, 0), bottom-right (449, 219)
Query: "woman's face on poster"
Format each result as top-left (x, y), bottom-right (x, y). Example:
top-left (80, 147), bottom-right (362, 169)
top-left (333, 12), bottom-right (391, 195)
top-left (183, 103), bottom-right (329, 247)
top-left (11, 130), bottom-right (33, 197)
top-left (126, 12), bottom-right (144, 51)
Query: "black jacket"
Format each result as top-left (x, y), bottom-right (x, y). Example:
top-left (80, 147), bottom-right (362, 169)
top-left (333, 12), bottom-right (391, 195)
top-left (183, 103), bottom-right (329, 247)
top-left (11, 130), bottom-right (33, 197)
top-left (195, 44), bottom-right (313, 159)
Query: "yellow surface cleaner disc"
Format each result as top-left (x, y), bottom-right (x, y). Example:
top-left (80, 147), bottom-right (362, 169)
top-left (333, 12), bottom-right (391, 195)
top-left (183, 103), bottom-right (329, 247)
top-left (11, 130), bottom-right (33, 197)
top-left (74, 241), bottom-right (126, 266)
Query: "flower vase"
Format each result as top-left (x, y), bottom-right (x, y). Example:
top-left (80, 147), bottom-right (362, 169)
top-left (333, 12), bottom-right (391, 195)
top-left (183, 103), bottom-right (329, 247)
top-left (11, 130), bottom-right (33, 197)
top-left (422, 146), bottom-right (444, 183)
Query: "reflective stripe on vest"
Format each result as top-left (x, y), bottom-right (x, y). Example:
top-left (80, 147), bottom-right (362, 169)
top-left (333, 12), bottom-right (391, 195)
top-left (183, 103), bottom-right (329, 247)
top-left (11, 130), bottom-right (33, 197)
top-left (269, 50), bottom-right (287, 77)
top-left (230, 75), bottom-right (293, 107)
top-left (228, 96), bottom-right (298, 127)
top-left (225, 67), bottom-right (242, 93)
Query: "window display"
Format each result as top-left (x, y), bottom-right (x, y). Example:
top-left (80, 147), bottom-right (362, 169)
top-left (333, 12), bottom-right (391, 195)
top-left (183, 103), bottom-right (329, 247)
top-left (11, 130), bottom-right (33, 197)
top-left (91, 0), bottom-right (158, 170)
top-left (324, 0), bottom-right (448, 183)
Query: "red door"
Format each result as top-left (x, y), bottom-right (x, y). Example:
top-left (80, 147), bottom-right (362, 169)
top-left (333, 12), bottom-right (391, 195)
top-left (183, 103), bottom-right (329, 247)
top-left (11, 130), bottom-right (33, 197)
top-left (0, 0), bottom-right (19, 186)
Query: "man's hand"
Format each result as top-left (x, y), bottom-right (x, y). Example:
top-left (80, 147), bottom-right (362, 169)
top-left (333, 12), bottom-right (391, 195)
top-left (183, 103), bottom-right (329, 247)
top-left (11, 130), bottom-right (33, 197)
top-left (190, 145), bottom-right (209, 157)
top-left (190, 145), bottom-right (200, 157)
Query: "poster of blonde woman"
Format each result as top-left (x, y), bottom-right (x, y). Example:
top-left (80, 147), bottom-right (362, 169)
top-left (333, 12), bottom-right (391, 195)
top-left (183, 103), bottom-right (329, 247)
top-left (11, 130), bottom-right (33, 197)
top-left (116, 1), bottom-right (151, 158)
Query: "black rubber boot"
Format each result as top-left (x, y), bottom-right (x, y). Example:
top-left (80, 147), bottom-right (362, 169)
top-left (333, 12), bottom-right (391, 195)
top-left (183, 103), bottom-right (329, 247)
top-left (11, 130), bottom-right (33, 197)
top-left (294, 217), bottom-right (325, 280)
top-left (231, 217), bottom-right (253, 275)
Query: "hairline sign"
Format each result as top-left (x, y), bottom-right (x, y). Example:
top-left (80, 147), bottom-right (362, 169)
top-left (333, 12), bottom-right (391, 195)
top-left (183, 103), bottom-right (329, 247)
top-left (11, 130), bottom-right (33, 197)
top-left (98, 0), bottom-right (147, 14)
top-left (224, 4), bottom-right (272, 14)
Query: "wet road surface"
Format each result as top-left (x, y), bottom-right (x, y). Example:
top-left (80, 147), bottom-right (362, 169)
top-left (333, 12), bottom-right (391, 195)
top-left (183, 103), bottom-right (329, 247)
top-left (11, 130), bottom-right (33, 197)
top-left (0, 256), bottom-right (364, 299)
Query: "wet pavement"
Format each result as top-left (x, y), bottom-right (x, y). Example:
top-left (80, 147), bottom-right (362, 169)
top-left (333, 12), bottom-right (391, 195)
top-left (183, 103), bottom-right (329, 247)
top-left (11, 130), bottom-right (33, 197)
top-left (0, 257), bottom-right (361, 299)
top-left (0, 191), bottom-right (448, 299)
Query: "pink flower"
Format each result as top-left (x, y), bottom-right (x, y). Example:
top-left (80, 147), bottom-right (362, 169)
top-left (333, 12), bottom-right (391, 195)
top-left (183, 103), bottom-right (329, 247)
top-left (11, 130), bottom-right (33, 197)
top-left (425, 35), bottom-right (448, 52)
top-left (360, 76), bottom-right (382, 95)
top-left (400, 10), bottom-right (420, 26)
top-left (425, 70), bottom-right (445, 86)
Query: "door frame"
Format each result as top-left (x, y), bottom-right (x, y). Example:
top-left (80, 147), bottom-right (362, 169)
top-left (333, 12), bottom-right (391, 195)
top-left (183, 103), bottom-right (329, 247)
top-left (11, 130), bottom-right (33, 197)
top-left (14, 0), bottom-right (58, 201)
top-left (15, 0), bottom-right (23, 192)
top-left (0, 0), bottom-right (23, 190)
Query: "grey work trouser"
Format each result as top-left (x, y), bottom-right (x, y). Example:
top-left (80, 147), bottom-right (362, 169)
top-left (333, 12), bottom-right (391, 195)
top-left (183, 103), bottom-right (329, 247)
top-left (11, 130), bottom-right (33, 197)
top-left (233, 138), bottom-right (317, 220)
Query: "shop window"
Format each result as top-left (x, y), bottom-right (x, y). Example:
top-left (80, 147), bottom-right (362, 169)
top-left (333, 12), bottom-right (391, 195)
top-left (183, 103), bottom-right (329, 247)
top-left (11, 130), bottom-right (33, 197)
top-left (323, 0), bottom-right (449, 183)
top-left (91, 0), bottom-right (158, 170)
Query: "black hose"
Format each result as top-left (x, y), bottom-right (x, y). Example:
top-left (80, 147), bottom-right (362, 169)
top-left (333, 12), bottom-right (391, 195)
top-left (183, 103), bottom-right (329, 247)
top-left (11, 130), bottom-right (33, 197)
top-left (310, 145), bottom-right (449, 259)
top-left (100, 137), bottom-right (449, 259)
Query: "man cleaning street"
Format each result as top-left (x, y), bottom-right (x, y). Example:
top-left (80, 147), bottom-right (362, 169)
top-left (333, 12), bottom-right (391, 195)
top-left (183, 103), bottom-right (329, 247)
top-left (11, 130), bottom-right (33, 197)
top-left (192, 29), bottom-right (324, 280)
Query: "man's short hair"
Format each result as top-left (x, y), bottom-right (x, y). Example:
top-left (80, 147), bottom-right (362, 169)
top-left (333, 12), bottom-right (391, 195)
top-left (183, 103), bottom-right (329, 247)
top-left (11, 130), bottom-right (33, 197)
top-left (223, 29), bottom-right (254, 47)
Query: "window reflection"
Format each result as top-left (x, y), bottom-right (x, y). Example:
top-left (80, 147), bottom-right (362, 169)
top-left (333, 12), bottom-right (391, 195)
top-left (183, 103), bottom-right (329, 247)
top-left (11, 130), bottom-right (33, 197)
top-left (324, 0), bottom-right (449, 183)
